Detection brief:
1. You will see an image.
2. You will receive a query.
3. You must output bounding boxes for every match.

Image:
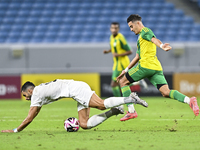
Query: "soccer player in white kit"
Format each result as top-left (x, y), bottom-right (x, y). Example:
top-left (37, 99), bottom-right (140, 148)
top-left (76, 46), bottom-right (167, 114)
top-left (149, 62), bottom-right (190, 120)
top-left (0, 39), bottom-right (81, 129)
top-left (1, 79), bottom-right (148, 133)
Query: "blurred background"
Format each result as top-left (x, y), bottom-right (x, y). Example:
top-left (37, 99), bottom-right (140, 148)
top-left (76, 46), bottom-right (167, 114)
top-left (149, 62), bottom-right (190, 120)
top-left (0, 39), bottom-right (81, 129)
top-left (0, 0), bottom-right (200, 99)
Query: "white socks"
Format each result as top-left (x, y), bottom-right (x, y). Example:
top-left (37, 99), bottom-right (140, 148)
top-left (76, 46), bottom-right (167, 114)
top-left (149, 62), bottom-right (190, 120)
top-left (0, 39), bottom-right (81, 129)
top-left (104, 97), bottom-right (125, 108)
top-left (87, 113), bottom-right (107, 129)
top-left (128, 104), bottom-right (135, 113)
top-left (184, 96), bottom-right (190, 104)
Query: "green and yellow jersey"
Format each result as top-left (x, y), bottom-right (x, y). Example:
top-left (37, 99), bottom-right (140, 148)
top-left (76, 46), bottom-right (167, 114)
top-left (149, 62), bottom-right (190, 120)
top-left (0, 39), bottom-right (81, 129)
top-left (137, 27), bottom-right (162, 71)
top-left (110, 33), bottom-right (131, 71)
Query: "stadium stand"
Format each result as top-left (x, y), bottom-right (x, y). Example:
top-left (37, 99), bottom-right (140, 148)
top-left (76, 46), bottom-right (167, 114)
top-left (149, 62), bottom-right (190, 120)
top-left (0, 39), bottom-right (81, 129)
top-left (0, 0), bottom-right (199, 43)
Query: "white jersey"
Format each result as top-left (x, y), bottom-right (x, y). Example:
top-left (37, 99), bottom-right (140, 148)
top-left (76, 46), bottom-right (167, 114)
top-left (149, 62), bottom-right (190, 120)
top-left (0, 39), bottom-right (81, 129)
top-left (30, 79), bottom-right (95, 111)
top-left (30, 79), bottom-right (73, 107)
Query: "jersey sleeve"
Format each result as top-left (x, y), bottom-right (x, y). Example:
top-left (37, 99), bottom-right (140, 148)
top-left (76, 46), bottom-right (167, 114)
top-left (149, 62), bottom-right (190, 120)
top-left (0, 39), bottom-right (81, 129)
top-left (30, 87), bottom-right (42, 107)
top-left (141, 28), bottom-right (156, 41)
top-left (119, 35), bottom-right (131, 51)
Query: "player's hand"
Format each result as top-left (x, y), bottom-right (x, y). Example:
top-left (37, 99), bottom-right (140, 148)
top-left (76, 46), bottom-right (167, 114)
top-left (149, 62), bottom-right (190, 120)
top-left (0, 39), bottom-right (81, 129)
top-left (103, 50), bottom-right (109, 54)
top-left (117, 70), bottom-right (126, 82)
top-left (112, 52), bottom-right (118, 57)
top-left (1, 130), bottom-right (14, 133)
top-left (162, 43), bottom-right (172, 51)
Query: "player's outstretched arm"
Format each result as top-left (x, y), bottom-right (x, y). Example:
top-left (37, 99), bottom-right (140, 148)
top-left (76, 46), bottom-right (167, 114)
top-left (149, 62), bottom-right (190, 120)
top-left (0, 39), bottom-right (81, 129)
top-left (103, 49), bottom-right (111, 54)
top-left (1, 106), bottom-right (41, 133)
top-left (113, 50), bottom-right (132, 57)
top-left (151, 37), bottom-right (172, 51)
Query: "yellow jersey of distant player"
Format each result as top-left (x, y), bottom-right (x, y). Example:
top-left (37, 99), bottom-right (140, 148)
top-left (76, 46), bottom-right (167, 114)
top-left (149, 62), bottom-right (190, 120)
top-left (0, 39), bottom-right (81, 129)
top-left (137, 27), bottom-right (162, 71)
top-left (110, 33), bottom-right (131, 71)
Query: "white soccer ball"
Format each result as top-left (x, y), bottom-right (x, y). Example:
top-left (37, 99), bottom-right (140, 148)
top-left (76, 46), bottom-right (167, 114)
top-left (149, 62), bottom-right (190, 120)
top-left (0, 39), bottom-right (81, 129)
top-left (64, 117), bottom-right (80, 132)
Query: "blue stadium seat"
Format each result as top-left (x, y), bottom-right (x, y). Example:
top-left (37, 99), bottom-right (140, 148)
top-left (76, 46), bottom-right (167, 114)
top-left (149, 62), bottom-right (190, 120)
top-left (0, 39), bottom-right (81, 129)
top-left (42, 38), bottom-right (56, 43)
top-left (83, 24), bottom-right (96, 32)
top-left (5, 38), bottom-right (18, 43)
top-left (55, 37), bottom-right (68, 43)
top-left (190, 29), bottom-right (200, 38)
top-left (44, 31), bottom-right (58, 38)
top-left (178, 30), bottom-right (189, 37)
top-left (35, 25), bottom-right (48, 32)
top-left (0, 24), bottom-right (12, 32)
top-left (163, 36), bottom-right (177, 42)
top-left (0, 31), bottom-right (9, 39)
top-left (14, 17), bottom-right (27, 24)
top-left (115, 2), bottom-right (127, 8)
top-left (18, 37), bottom-right (31, 43)
top-left (56, 2), bottom-right (68, 9)
top-left (20, 32), bottom-right (33, 41)
top-left (18, 10), bottom-right (30, 17)
top-left (140, 2), bottom-right (151, 10)
top-left (145, 16), bottom-right (158, 24)
top-left (193, 23), bottom-right (200, 30)
top-left (103, 2), bottom-right (116, 8)
top-left (60, 24), bottom-right (72, 32)
top-left (81, 31), bottom-right (94, 38)
top-left (169, 16), bottom-right (183, 25)
top-left (30, 10), bottom-right (41, 17)
top-left (160, 9), bottom-right (173, 17)
top-left (23, 25), bottom-right (36, 32)
top-left (163, 2), bottom-right (174, 11)
top-left (91, 2), bottom-right (104, 9)
top-left (32, 2), bottom-right (45, 10)
top-left (2, 17), bottom-right (15, 24)
top-left (32, 31), bottom-right (45, 38)
top-left (5, 10), bottom-right (18, 17)
top-left (80, 2), bottom-right (91, 9)
top-left (176, 36), bottom-right (188, 41)
top-left (182, 16), bottom-right (194, 25)
top-left (0, 2), bottom-right (9, 10)
top-left (42, 10), bottom-right (54, 17)
top-left (39, 17), bottom-right (51, 24)
top-left (53, 10), bottom-right (66, 17)
top-left (44, 3), bottom-right (57, 10)
top-left (47, 25), bottom-right (60, 32)
top-left (172, 9), bottom-right (184, 18)
top-left (8, 2), bottom-right (21, 10)
top-left (11, 25), bottom-right (24, 32)
top-left (30, 38), bottom-right (43, 43)
top-left (20, 2), bottom-right (33, 10)
top-left (0, 0), bottom-right (199, 43)
top-left (148, 9), bottom-right (160, 16)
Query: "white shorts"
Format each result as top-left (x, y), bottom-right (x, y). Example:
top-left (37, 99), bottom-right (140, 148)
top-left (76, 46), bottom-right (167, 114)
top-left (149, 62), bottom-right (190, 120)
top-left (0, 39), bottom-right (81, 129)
top-left (69, 81), bottom-right (95, 111)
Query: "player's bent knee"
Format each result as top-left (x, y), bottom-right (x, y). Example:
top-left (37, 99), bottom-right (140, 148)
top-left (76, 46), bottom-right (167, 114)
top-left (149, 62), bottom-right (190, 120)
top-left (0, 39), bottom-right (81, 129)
top-left (79, 122), bottom-right (88, 129)
top-left (161, 91), bottom-right (170, 98)
top-left (97, 106), bottom-right (106, 110)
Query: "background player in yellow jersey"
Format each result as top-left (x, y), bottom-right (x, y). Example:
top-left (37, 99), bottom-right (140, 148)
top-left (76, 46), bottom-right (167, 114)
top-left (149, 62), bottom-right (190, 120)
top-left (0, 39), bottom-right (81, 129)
top-left (103, 22), bottom-right (148, 121)
top-left (117, 14), bottom-right (199, 121)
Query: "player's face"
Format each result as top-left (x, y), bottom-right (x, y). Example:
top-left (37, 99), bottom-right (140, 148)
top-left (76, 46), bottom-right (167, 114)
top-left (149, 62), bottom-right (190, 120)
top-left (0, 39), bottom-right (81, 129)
top-left (22, 90), bottom-right (32, 101)
top-left (128, 21), bottom-right (140, 35)
top-left (110, 24), bottom-right (119, 36)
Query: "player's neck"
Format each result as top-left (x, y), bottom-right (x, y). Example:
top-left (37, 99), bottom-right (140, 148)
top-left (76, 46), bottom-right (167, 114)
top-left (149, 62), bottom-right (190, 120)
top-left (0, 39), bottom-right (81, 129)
top-left (113, 33), bottom-right (118, 37)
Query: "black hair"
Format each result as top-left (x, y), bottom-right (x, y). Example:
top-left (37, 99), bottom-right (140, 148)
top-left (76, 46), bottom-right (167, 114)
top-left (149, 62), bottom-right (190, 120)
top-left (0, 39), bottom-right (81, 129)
top-left (21, 81), bottom-right (35, 92)
top-left (127, 14), bottom-right (142, 23)
top-left (111, 22), bottom-right (120, 28)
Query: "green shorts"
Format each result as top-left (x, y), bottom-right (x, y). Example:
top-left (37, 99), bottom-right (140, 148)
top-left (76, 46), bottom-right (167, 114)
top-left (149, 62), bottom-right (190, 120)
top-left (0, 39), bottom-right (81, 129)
top-left (126, 64), bottom-right (168, 89)
top-left (112, 70), bottom-right (122, 81)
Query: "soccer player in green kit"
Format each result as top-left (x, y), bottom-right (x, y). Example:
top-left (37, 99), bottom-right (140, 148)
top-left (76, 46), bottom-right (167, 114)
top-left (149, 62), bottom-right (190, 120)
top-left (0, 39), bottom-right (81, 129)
top-left (104, 22), bottom-right (148, 121)
top-left (117, 14), bottom-right (199, 121)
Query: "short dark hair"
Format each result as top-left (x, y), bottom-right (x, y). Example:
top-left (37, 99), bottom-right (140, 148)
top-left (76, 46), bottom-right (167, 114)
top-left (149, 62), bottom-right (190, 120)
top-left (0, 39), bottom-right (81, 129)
top-left (127, 14), bottom-right (142, 23)
top-left (111, 22), bottom-right (120, 28)
top-left (21, 81), bottom-right (35, 92)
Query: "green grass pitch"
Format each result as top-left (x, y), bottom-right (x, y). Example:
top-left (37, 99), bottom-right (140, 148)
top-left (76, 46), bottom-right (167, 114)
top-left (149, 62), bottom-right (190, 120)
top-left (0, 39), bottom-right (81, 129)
top-left (0, 97), bottom-right (200, 150)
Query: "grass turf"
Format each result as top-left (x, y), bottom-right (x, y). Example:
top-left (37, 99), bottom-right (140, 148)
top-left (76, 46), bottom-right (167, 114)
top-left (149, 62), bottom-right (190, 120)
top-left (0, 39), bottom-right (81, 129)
top-left (0, 97), bottom-right (200, 150)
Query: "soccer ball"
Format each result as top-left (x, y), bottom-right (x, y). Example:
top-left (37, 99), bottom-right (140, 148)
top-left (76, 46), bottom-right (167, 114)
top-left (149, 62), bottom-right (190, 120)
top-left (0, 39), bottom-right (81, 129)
top-left (64, 117), bottom-right (80, 132)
